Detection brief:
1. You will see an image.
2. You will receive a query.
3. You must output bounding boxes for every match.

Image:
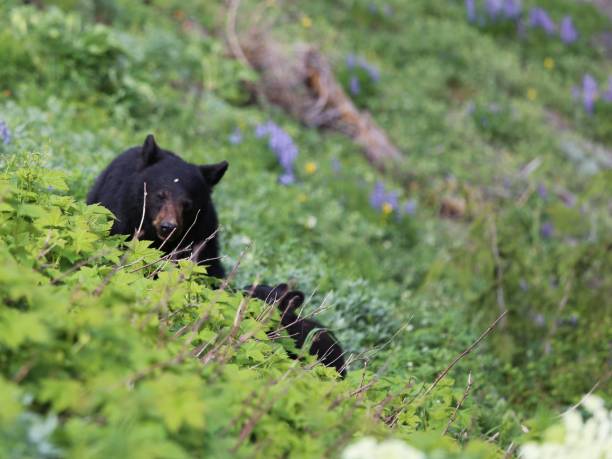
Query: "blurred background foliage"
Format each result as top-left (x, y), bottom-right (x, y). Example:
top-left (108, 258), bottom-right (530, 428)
top-left (0, 0), bottom-right (610, 457)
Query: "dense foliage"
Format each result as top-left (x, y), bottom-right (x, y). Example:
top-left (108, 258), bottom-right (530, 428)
top-left (0, 0), bottom-right (610, 457)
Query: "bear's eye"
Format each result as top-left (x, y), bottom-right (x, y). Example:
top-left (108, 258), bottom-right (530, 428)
top-left (182, 200), bottom-right (193, 212)
top-left (156, 191), bottom-right (168, 200)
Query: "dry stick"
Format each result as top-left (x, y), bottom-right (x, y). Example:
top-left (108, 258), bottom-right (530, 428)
top-left (442, 371), bottom-right (473, 436)
top-left (373, 378), bottom-right (415, 421)
top-left (150, 211), bottom-right (204, 278)
top-left (561, 371), bottom-right (611, 416)
top-left (190, 225), bottom-right (220, 263)
top-left (389, 311), bottom-right (507, 427)
top-left (488, 216), bottom-right (507, 328)
top-left (230, 369), bottom-right (294, 454)
top-left (185, 243), bottom-right (251, 343)
top-left (543, 278), bottom-right (573, 355)
top-left (135, 182), bottom-right (148, 239)
top-left (423, 310), bottom-right (507, 398)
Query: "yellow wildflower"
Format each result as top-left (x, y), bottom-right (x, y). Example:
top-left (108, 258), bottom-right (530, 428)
top-left (305, 162), bottom-right (317, 174)
top-left (301, 15), bottom-right (312, 29)
top-left (544, 57), bottom-right (555, 70)
top-left (527, 88), bottom-right (538, 101)
top-left (382, 203), bottom-right (393, 215)
top-left (297, 193), bottom-right (308, 203)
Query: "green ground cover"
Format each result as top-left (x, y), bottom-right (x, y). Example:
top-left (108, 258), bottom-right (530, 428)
top-left (0, 0), bottom-right (610, 457)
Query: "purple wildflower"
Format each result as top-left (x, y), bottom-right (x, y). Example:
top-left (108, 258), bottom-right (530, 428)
top-left (369, 181), bottom-right (387, 210)
top-left (359, 58), bottom-right (380, 82)
top-left (529, 8), bottom-right (555, 34)
top-left (254, 121), bottom-right (299, 185)
top-left (540, 221), bottom-right (554, 239)
top-left (560, 16), bottom-right (578, 44)
top-left (228, 127), bottom-right (242, 145)
top-left (502, 0), bottom-right (522, 19)
top-left (537, 183), bottom-right (548, 199)
top-left (582, 74), bottom-right (598, 115)
top-left (349, 76), bottom-right (361, 95)
top-left (331, 158), bottom-right (342, 173)
top-left (602, 77), bottom-right (612, 102)
top-left (560, 191), bottom-right (576, 208)
top-left (0, 120), bottom-right (10, 145)
top-left (403, 199), bottom-right (417, 216)
top-left (486, 0), bottom-right (503, 19)
top-left (465, 0), bottom-right (476, 22)
top-left (346, 54), bottom-right (356, 69)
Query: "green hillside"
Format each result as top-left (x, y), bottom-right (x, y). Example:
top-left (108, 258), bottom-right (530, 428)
top-left (0, 0), bottom-right (610, 457)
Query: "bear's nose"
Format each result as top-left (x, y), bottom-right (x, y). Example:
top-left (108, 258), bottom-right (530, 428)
top-left (159, 221), bottom-right (177, 236)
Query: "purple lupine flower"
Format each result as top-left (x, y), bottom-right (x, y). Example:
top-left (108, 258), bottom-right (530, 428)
top-left (0, 120), bottom-right (10, 145)
top-left (486, 0), bottom-right (504, 19)
top-left (560, 191), bottom-right (576, 208)
top-left (403, 199), bottom-right (417, 215)
top-left (602, 77), bottom-right (612, 102)
top-left (254, 121), bottom-right (299, 185)
top-left (560, 16), bottom-right (578, 44)
top-left (359, 58), bottom-right (380, 82)
top-left (502, 0), bottom-right (522, 19)
top-left (385, 191), bottom-right (399, 210)
top-left (582, 74), bottom-right (598, 115)
top-left (466, 0), bottom-right (476, 22)
top-left (228, 127), bottom-right (242, 145)
top-left (331, 158), bottom-right (342, 173)
top-left (346, 54), bottom-right (357, 69)
top-left (537, 183), bottom-right (548, 199)
top-left (349, 76), bottom-right (361, 95)
top-left (540, 221), bottom-right (554, 239)
top-left (529, 8), bottom-right (555, 34)
top-left (369, 181), bottom-right (386, 210)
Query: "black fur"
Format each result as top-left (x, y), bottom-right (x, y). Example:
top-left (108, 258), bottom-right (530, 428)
top-left (87, 134), bottom-right (227, 278)
top-left (245, 283), bottom-right (347, 378)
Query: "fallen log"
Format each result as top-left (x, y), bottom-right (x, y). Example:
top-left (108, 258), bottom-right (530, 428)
top-left (236, 31), bottom-right (402, 172)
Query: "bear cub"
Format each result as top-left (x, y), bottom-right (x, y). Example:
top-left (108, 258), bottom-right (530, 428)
top-left (245, 283), bottom-right (347, 378)
top-left (87, 134), bottom-right (228, 278)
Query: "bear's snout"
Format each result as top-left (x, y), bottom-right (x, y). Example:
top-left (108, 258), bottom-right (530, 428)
top-left (152, 200), bottom-right (183, 241)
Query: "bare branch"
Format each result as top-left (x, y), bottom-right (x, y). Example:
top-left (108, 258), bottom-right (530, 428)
top-left (442, 371), bottom-right (473, 436)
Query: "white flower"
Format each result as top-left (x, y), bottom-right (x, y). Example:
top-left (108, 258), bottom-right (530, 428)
top-left (342, 437), bottom-right (426, 459)
top-left (520, 395), bottom-right (612, 459)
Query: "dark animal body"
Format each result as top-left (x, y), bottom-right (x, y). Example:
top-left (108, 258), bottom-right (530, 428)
top-left (87, 135), bottom-right (228, 278)
top-left (245, 283), bottom-right (346, 378)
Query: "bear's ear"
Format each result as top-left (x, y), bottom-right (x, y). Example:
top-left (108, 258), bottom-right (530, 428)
top-left (200, 161), bottom-right (229, 186)
top-left (281, 290), bottom-right (305, 313)
top-left (141, 134), bottom-right (160, 167)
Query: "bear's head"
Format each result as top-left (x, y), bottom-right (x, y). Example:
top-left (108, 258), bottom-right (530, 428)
top-left (138, 134), bottom-right (228, 243)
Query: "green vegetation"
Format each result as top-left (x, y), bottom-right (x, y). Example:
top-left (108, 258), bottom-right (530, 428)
top-left (0, 0), bottom-right (610, 457)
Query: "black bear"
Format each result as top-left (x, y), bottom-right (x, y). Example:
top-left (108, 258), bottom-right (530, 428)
top-left (87, 134), bottom-right (228, 278)
top-left (244, 283), bottom-right (347, 378)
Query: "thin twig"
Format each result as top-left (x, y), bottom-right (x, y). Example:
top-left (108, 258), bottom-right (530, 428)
top-left (388, 311), bottom-right (507, 427)
top-left (561, 371), bottom-right (611, 416)
top-left (423, 311), bottom-right (507, 398)
top-left (488, 216), bottom-right (507, 328)
top-left (442, 371), bottom-right (473, 435)
top-left (135, 182), bottom-right (147, 239)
